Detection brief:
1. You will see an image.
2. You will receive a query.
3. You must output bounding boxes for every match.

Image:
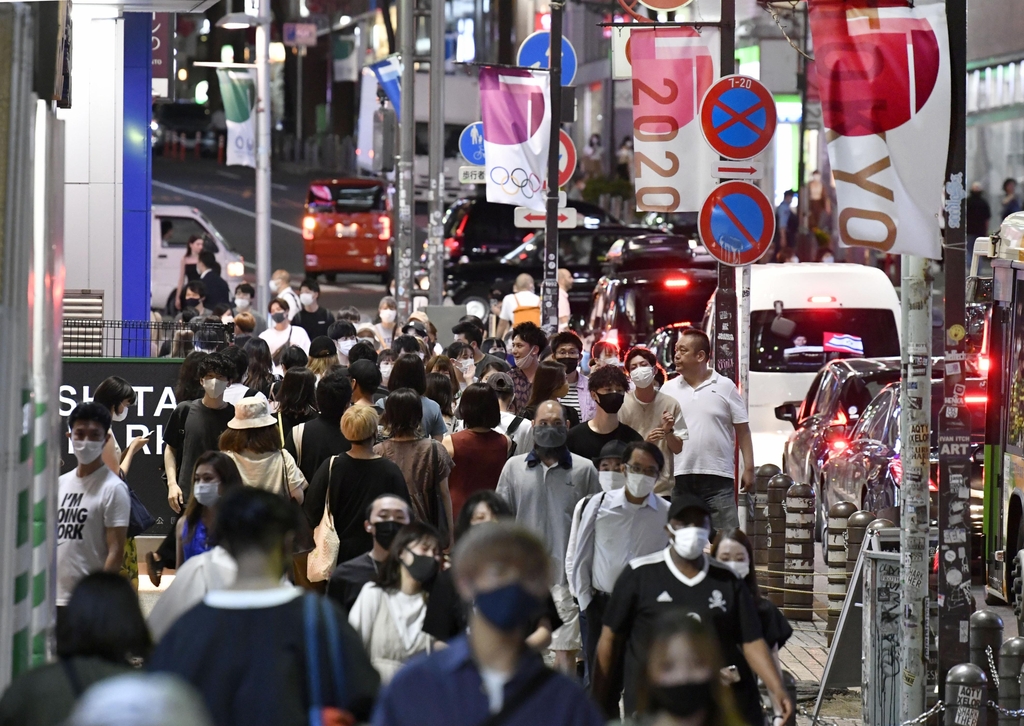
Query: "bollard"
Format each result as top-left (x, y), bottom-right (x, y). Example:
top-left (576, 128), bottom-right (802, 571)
top-left (783, 481), bottom-right (815, 621)
top-left (752, 464), bottom-right (780, 567)
top-left (997, 637), bottom-right (1024, 726)
top-left (826, 501), bottom-right (857, 644)
top-left (945, 663), bottom-right (987, 726)
top-left (178, 133), bottom-right (186, 161)
top-left (970, 610), bottom-right (1005, 708)
top-left (782, 670), bottom-right (797, 726)
top-left (194, 131), bottom-right (201, 158)
top-left (766, 474), bottom-right (792, 607)
top-left (217, 134), bottom-right (225, 165)
top-left (846, 510), bottom-right (877, 575)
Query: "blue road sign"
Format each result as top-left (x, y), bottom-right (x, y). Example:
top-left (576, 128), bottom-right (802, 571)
top-left (698, 181), bottom-right (775, 266)
top-left (699, 75), bottom-right (777, 161)
top-left (459, 122), bottom-right (485, 166)
top-left (370, 57), bottom-right (402, 116)
top-left (516, 31), bottom-right (578, 86)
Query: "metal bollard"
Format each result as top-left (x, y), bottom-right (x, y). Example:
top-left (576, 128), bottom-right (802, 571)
top-left (970, 610), bottom-right (1005, 708)
top-left (784, 481), bottom-right (815, 621)
top-left (997, 637), bottom-right (1024, 726)
top-left (846, 510), bottom-right (877, 575)
top-left (766, 474), bottom-right (792, 607)
top-left (945, 663), bottom-right (987, 726)
top-left (752, 464), bottom-right (780, 567)
top-left (826, 501), bottom-right (858, 644)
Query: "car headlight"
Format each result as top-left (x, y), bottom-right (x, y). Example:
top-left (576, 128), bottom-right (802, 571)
top-left (418, 277), bottom-right (431, 291)
top-left (226, 261), bottom-right (245, 278)
top-left (150, 120), bottom-right (159, 132)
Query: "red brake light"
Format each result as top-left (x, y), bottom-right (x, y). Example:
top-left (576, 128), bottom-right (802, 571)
top-left (664, 278), bottom-right (691, 289)
top-left (378, 214), bottom-right (391, 241)
top-left (979, 356), bottom-right (991, 373)
top-left (964, 394), bottom-right (987, 405)
top-left (302, 215), bottom-right (316, 241)
top-left (830, 408), bottom-right (848, 426)
top-left (808, 295), bottom-right (836, 304)
top-left (889, 458), bottom-right (938, 491)
top-left (831, 438), bottom-right (849, 453)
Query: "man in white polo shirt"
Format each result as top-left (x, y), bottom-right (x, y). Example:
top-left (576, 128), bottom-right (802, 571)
top-left (661, 328), bottom-right (753, 530)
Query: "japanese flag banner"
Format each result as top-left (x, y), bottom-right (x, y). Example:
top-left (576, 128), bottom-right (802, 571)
top-left (809, 0), bottom-right (950, 259)
top-left (480, 67), bottom-right (551, 211)
top-left (629, 27), bottom-right (718, 212)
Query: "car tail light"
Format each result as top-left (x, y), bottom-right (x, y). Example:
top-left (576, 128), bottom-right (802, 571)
top-left (831, 438), bottom-right (849, 453)
top-left (978, 356), bottom-right (991, 373)
top-left (964, 394), bottom-right (987, 405)
top-left (889, 458), bottom-right (938, 491)
top-left (830, 408), bottom-right (849, 427)
top-left (378, 214), bottom-right (391, 241)
top-left (808, 295), bottom-right (837, 304)
top-left (664, 278), bottom-right (690, 289)
top-left (444, 237), bottom-right (462, 257)
top-left (302, 216), bottom-right (316, 241)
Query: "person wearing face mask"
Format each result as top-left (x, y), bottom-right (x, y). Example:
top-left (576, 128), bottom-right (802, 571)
top-left (593, 494), bottom-right (793, 725)
top-left (567, 442), bottom-right (670, 687)
top-left (588, 341), bottom-right (621, 373)
top-left (520, 360), bottom-right (581, 428)
top-left (452, 319), bottom-right (506, 380)
top-left (231, 283), bottom-right (267, 334)
top-left (173, 453), bottom-right (243, 567)
top-left (377, 350), bottom-right (396, 400)
top-left (175, 280), bottom-right (207, 320)
top-left (348, 522), bottom-right (442, 683)
top-left (57, 403), bottom-right (131, 632)
top-left (268, 269), bottom-right (301, 319)
top-left (566, 364), bottom-right (642, 461)
top-left (619, 347), bottom-right (686, 495)
top-left (327, 495), bottom-right (412, 611)
top-left (348, 358), bottom-right (383, 409)
top-left (293, 278), bottom-right (335, 341)
top-left (373, 296), bottom-right (400, 349)
top-left (711, 529), bottom-right (791, 726)
top-left (328, 320), bottom-right (359, 366)
top-left (487, 372), bottom-right (534, 456)
top-left (259, 298), bottom-right (311, 373)
top-left (496, 400), bottom-right (600, 675)
top-left (507, 322), bottom-right (547, 414)
top-left (371, 522), bottom-right (605, 726)
top-left (92, 376), bottom-right (149, 481)
top-left (149, 487), bottom-right (380, 724)
top-left (550, 330), bottom-right (595, 422)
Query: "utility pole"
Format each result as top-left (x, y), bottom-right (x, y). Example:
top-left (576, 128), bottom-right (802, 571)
top-left (713, 0), bottom-right (737, 386)
top-left (395, 0), bottom-right (415, 318)
top-left (426, 0), bottom-right (445, 305)
top-left (296, 47), bottom-right (304, 144)
top-left (937, 0), bottom-right (971, 691)
top-left (900, 252), bottom-right (932, 720)
top-left (541, 1), bottom-right (564, 331)
top-left (254, 0), bottom-right (272, 310)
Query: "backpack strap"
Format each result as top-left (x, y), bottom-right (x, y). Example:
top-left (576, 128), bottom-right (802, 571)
top-left (293, 422), bottom-right (306, 464)
top-left (506, 416), bottom-right (524, 435)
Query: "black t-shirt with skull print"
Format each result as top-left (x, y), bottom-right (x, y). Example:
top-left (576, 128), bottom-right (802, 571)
top-left (603, 549), bottom-right (765, 722)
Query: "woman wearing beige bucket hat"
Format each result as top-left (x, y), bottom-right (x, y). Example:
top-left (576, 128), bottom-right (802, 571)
top-left (218, 398), bottom-right (307, 504)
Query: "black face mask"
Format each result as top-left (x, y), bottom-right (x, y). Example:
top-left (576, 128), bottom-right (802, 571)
top-left (373, 520), bottom-right (402, 550)
top-left (595, 391), bottom-right (625, 415)
top-left (403, 551), bottom-right (439, 584)
top-left (555, 356), bottom-right (579, 375)
top-left (649, 682), bottom-right (715, 718)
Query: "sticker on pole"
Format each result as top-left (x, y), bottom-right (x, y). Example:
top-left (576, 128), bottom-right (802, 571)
top-left (698, 181), bottom-right (775, 266)
top-left (558, 130), bottom-right (576, 188)
top-left (699, 75), bottom-right (777, 161)
top-left (459, 122), bottom-right (485, 166)
top-left (517, 31), bottom-right (578, 86)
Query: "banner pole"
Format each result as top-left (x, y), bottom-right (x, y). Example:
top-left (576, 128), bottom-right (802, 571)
top-left (396, 0), bottom-right (416, 319)
top-left (542, 2), bottom-right (564, 332)
top-left (426, 0), bottom-right (446, 306)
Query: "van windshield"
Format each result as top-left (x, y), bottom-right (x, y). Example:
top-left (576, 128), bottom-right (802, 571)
top-left (307, 184), bottom-right (385, 213)
top-left (749, 308), bottom-right (899, 373)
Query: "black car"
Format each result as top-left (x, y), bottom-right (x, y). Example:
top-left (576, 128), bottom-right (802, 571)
top-left (588, 267), bottom-right (718, 352)
top-left (640, 211), bottom-right (699, 237)
top-left (775, 358), bottom-right (902, 539)
top-left (153, 103), bottom-right (218, 155)
top-left (441, 197), bottom-right (620, 263)
top-left (606, 234), bottom-right (717, 273)
top-left (441, 226), bottom-right (651, 323)
top-left (820, 378), bottom-right (986, 559)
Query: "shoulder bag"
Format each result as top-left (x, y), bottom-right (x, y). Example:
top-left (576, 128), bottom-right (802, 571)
top-left (307, 457), bottom-right (340, 582)
top-left (303, 594), bottom-right (352, 726)
top-left (281, 451), bottom-right (316, 555)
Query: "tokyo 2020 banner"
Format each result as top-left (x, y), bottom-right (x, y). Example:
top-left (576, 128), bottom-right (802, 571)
top-left (809, 0), bottom-right (950, 259)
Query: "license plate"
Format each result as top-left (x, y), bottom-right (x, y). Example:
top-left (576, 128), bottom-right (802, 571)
top-left (335, 223), bottom-right (357, 238)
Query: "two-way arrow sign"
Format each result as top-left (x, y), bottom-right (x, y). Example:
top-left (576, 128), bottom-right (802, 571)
top-left (513, 206), bottom-right (579, 229)
top-left (711, 161), bottom-right (765, 180)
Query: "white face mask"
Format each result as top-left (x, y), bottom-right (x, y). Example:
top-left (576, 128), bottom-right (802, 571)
top-left (300, 292), bottom-right (315, 307)
top-left (111, 406), bottom-right (128, 423)
top-left (380, 309), bottom-right (397, 323)
top-left (337, 339), bottom-right (356, 356)
top-left (625, 471), bottom-right (657, 498)
top-left (234, 297), bottom-right (251, 310)
top-left (458, 359), bottom-right (475, 377)
top-left (72, 438), bottom-right (106, 465)
top-left (193, 482), bottom-right (221, 507)
top-left (720, 559), bottom-right (750, 580)
top-left (630, 365), bottom-right (655, 389)
top-left (598, 471), bottom-right (626, 491)
top-left (599, 356), bottom-right (620, 368)
top-left (670, 525), bottom-right (710, 560)
top-left (203, 378), bottom-right (228, 398)
top-left (269, 279), bottom-right (281, 293)
top-left (513, 351), bottom-right (535, 370)
top-left (380, 363), bottom-right (393, 385)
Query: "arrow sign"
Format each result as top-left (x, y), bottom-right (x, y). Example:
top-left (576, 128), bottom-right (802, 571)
top-left (514, 206), bottom-right (579, 229)
top-left (698, 180), bottom-right (775, 266)
top-left (711, 161), bottom-right (765, 180)
top-left (699, 75), bottom-right (777, 161)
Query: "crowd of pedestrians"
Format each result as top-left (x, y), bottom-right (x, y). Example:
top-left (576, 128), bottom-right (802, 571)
top-left (8, 292), bottom-right (793, 726)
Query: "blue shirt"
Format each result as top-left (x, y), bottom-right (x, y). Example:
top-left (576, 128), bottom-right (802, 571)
top-left (371, 636), bottom-right (604, 726)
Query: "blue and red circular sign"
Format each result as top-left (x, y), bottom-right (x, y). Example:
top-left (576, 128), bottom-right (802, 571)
top-left (698, 181), bottom-right (776, 266)
top-left (699, 75), bottom-right (777, 161)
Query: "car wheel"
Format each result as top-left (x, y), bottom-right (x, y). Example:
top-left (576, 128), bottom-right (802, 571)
top-left (322, 273), bottom-right (337, 284)
top-left (460, 295), bottom-right (491, 322)
top-left (380, 269), bottom-right (392, 287)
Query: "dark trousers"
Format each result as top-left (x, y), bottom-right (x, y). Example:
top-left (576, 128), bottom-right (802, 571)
top-left (581, 591), bottom-right (620, 696)
top-left (155, 531), bottom-right (176, 566)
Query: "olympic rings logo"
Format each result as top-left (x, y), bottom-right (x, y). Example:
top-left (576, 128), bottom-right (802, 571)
top-left (489, 167), bottom-right (543, 198)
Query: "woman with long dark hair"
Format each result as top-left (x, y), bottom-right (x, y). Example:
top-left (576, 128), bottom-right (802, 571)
top-left (521, 360), bottom-right (580, 427)
top-left (242, 338), bottom-right (275, 397)
top-left (174, 452), bottom-right (244, 567)
top-left (386, 353), bottom-right (447, 440)
top-left (174, 350), bottom-right (207, 403)
top-left (274, 367), bottom-right (318, 440)
top-left (348, 522), bottom-right (441, 683)
top-left (442, 383), bottom-right (510, 518)
top-left (425, 372), bottom-right (456, 433)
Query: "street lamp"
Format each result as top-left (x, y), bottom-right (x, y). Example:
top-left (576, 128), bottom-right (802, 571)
top-left (216, 5), bottom-right (272, 311)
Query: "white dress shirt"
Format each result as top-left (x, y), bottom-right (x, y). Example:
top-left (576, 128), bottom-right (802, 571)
top-left (569, 488), bottom-right (670, 610)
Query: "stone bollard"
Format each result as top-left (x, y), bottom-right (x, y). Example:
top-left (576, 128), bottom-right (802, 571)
top-left (945, 663), bottom-right (988, 726)
top-left (766, 474), bottom-right (792, 607)
top-left (826, 501), bottom-right (858, 644)
top-left (970, 610), bottom-right (1005, 709)
top-left (784, 481), bottom-right (815, 621)
top-left (997, 637), bottom-right (1024, 726)
top-left (752, 464), bottom-right (780, 567)
top-left (845, 510), bottom-right (877, 575)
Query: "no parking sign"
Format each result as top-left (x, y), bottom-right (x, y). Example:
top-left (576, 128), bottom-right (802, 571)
top-left (698, 180), bottom-right (775, 266)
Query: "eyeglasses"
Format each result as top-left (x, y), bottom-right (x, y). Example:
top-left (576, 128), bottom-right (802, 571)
top-left (626, 464), bottom-right (659, 478)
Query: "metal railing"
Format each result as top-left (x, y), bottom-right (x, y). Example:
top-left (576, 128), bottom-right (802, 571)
top-left (62, 319), bottom-right (233, 358)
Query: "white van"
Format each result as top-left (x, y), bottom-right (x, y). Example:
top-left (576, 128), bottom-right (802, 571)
top-left (707, 263), bottom-right (902, 468)
top-left (151, 205), bottom-right (246, 311)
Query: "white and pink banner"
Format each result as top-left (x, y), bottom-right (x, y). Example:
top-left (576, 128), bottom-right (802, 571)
top-left (809, 0), bottom-right (950, 259)
top-left (480, 67), bottom-right (551, 211)
top-left (628, 27), bottom-right (719, 212)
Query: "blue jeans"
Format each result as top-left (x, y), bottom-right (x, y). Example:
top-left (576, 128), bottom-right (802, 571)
top-left (672, 474), bottom-right (740, 532)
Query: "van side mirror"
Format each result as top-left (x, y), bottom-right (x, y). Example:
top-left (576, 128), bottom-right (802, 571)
top-left (775, 402), bottom-right (799, 428)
